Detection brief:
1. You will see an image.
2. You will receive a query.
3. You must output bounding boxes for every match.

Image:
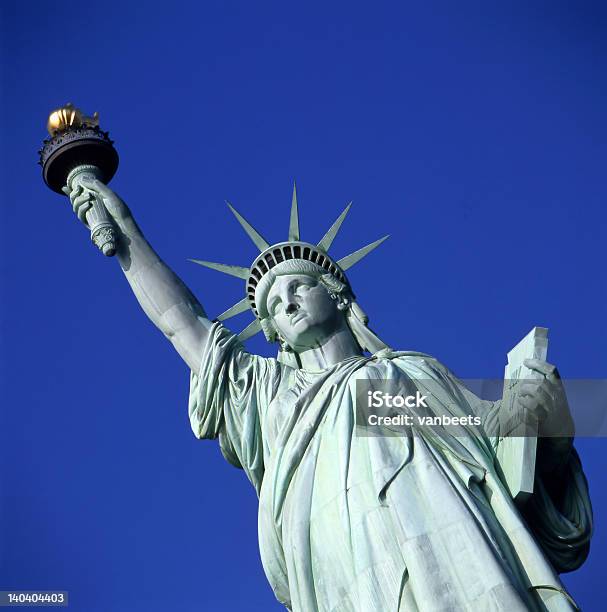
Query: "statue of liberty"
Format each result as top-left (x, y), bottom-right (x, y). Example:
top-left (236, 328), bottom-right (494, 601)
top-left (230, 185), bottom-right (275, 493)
top-left (65, 177), bottom-right (592, 612)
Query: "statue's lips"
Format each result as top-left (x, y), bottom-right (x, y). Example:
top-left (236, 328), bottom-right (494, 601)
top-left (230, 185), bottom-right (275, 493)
top-left (290, 312), bottom-right (307, 325)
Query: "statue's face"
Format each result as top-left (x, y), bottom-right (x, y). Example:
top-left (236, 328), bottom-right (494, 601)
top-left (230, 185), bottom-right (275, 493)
top-left (266, 274), bottom-right (343, 351)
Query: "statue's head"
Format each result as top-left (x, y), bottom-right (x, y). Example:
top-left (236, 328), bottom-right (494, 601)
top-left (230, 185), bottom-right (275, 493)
top-left (256, 260), bottom-right (352, 352)
top-left (190, 185), bottom-right (390, 365)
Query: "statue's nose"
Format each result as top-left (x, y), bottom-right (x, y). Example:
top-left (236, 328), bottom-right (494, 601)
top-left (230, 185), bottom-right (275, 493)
top-left (286, 302), bottom-right (299, 315)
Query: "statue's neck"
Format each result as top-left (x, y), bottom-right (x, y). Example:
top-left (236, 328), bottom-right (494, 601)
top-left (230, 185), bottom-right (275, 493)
top-left (296, 324), bottom-right (362, 371)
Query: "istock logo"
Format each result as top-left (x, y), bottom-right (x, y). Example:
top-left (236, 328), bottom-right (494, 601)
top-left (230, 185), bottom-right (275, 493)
top-left (367, 390), bottom-right (428, 408)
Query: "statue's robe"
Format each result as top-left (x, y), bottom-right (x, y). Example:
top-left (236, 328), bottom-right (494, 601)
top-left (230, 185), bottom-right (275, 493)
top-left (188, 324), bottom-right (592, 612)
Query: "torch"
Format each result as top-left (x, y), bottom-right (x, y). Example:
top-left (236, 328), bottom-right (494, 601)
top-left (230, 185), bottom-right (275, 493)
top-left (38, 103), bottom-right (119, 256)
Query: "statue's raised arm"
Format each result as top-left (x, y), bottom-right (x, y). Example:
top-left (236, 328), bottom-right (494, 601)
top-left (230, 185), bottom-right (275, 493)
top-left (64, 177), bottom-right (211, 373)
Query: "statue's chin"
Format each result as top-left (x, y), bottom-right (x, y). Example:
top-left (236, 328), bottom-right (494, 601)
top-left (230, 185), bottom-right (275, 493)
top-left (281, 315), bottom-right (344, 352)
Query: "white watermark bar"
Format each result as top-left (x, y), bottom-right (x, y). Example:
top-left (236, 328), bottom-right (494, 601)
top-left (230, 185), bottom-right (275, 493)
top-left (355, 379), bottom-right (607, 438)
top-left (0, 592), bottom-right (68, 607)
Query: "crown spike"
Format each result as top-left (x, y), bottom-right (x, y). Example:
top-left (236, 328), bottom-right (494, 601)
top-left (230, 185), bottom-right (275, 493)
top-left (188, 259), bottom-right (249, 279)
top-left (227, 202), bottom-right (270, 252)
top-left (317, 202), bottom-right (352, 252)
top-left (288, 182), bottom-right (300, 241)
top-left (217, 297), bottom-right (250, 321)
top-left (337, 235), bottom-right (390, 271)
top-left (238, 319), bottom-right (263, 342)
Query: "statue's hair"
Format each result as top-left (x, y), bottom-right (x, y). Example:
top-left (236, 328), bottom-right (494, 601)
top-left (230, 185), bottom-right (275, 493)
top-left (320, 273), bottom-right (347, 295)
top-left (260, 317), bottom-right (279, 342)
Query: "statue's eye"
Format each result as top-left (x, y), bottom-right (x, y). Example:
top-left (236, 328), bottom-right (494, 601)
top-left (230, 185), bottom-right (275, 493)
top-left (295, 282), bottom-right (313, 294)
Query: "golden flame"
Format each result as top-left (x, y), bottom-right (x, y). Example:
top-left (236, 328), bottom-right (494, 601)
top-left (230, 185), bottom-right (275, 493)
top-left (46, 103), bottom-right (99, 136)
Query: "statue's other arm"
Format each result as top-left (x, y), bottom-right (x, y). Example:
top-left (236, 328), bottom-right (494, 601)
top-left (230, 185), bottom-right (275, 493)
top-left (64, 177), bottom-right (210, 373)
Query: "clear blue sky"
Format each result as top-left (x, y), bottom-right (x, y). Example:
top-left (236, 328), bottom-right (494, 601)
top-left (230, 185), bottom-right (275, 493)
top-left (1, 1), bottom-right (605, 610)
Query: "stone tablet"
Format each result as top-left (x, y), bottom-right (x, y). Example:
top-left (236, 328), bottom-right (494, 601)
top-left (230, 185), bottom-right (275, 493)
top-left (498, 327), bottom-right (549, 505)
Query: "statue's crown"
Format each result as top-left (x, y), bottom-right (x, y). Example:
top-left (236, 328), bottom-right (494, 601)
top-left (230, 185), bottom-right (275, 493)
top-left (189, 184), bottom-right (388, 341)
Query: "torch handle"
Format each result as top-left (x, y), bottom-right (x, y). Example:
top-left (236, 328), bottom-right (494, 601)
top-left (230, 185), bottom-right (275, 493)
top-left (85, 196), bottom-right (117, 257)
top-left (67, 164), bottom-right (117, 257)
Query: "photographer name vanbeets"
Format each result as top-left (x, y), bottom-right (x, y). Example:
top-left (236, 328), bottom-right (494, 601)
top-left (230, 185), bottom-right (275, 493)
top-left (367, 414), bottom-right (482, 427)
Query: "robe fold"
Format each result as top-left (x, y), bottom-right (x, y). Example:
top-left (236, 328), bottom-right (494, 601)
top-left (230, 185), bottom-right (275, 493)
top-left (188, 323), bottom-right (592, 612)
